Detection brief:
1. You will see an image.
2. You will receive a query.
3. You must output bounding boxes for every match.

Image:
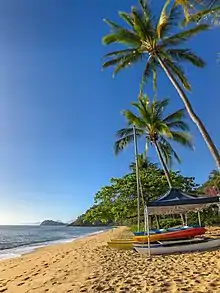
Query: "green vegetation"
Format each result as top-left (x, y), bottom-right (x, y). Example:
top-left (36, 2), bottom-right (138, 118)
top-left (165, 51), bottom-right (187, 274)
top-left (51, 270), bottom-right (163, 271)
top-left (73, 166), bottom-right (219, 227)
top-left (80, 163), bottom-right (199, 225)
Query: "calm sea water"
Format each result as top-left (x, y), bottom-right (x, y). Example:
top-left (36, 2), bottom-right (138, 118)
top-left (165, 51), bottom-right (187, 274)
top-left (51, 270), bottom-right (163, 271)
top-left (0, 225), bottom-right (109, 260)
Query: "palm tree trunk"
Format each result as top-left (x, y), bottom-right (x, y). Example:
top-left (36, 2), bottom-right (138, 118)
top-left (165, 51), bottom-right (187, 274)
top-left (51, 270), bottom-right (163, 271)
top-left (157, 56), bottom-right (220, 171)
top-left (154, 140), bottom-right (172, 188)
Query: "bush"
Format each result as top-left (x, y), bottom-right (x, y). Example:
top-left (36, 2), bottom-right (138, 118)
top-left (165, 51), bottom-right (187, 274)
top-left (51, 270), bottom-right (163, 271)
top-left (129, 217), bottom-right (182, 232)
top-left (157, 218), bottom-right (182, 229)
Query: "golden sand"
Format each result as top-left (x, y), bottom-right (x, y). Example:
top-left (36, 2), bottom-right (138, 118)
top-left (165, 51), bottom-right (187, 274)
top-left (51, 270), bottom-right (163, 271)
top-left (0, 226), bottom-right (220, 293)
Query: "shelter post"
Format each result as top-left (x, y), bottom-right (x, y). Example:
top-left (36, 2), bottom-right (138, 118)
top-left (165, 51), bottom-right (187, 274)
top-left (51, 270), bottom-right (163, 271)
top-left (198, 211), bottom-right (201, 227)
top-left (133, 125), bottom-right (140, 232)
top-left (185, 213), bottom-right (188, 226)
top-left (145, 206), bottom-right (151, 257)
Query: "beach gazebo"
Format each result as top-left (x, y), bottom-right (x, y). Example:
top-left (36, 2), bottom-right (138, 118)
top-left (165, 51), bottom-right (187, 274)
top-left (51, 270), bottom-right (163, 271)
top-left (143, 188), bottom-right (220, 256)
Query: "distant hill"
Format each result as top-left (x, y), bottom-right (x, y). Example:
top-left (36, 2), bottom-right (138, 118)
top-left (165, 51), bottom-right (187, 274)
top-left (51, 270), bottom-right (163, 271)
top-left (40, 220), bottom-right (66, 226)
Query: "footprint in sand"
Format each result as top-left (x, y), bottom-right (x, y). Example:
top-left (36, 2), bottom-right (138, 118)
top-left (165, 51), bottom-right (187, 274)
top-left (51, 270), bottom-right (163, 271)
top-left (17, 282), bottom-right (25, 286)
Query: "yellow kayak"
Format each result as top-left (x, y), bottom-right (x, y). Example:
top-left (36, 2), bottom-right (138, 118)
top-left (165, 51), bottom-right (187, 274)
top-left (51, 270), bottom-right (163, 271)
top-left (109, 239), bottom-right (133, 242)
top-left (107, 239), bottom-right (134, 250)
top-left (134, 234), bottom-right (162, 243)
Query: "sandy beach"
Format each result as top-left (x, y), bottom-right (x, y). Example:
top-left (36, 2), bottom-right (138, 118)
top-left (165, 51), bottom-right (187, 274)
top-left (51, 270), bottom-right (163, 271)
top-left (0, 227), bottom-right (220, 293)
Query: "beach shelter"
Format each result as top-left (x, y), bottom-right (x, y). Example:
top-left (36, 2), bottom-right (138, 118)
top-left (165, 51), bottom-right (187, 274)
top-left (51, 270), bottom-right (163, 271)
top-left (147, 188), bottom-right (219, 215)
top-left (144, 188), bottom-right (220, 256)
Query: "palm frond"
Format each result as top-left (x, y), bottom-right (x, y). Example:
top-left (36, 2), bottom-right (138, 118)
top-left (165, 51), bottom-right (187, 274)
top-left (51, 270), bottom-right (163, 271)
top-left (161, 24), bottom-right (209, 47)
top-left (182, 5), bottom-right (220, 25)
top-left (167, 49), bottom-right (205, 67)
top-left (103, 19), bottom-right (121, 29)
top-left (132, 97), bottom-right (151, 123)
top-left (103, 49), bottom-right (139, 58)
top-left (156, 0), bottom-right (171, 39)
top-left (163, 55), bottom-right (191, 90)
top-left (175, 0), bottom-right (196, 19)
top-left (116, 127), bottom-right (134, 138)
top-left (159, 123), bottom-right (175, 138)
top-left (158, 139), bottom-right (181, 167)
top-left (102, 26), bottom-right (141, 47)
top-left (166, 120), bottom-right (190, 131)
top-left (163, 108), bottom-right (186, 123)
top-left (159, 138), bottom-right (182, 165)
top-left (132, 6), bottom-right (149, 40)
top-left (102, 51), bottom-right (142, 76)
top-left (157, 2), bottom-right (183, 39)
top-left (122, 110), bottom-right (146, 128)
top-left (119, 11), bottom-right (134, 27)
top-left (115, 135), bottom-right (134, 155)
top-left (139, 0), bottom-right (153, 20)
top-left (115, 127), bottom-right (143, 155)
top-left (142, 56), bottom-right (160, 86)
top-left (154, 98), bottom-right (170, 115)
top-left (113, 52), bottom-right (143, 76)
top-left (170, 131), bottom-right (194, 148)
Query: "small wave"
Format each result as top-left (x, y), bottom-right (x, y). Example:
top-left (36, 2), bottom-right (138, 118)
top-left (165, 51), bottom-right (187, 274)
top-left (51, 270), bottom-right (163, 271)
top-left (0, 229), bottom-right (107, 260)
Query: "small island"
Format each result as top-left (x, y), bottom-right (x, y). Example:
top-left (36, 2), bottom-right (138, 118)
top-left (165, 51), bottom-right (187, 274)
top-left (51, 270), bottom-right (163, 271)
top-left (40, 220), bottom-right (66, 226)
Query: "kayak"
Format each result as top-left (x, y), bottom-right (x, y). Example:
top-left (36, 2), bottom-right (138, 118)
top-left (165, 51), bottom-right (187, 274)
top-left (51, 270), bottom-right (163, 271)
top-left (133, 227), bottom-right (206, 243)
top-left (135, 237), bottom-right (206, 247)
top-left (107, 240), bottom-right (134, 250)
top-left (133, 226), bottom-right (202, 236)
top-left (134, 238), bottom-right (220, 255)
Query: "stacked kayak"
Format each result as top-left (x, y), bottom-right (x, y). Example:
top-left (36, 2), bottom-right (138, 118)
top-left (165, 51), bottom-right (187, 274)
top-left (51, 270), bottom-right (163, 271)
top-left (134, 238), bottom-right (220, 255)
top-left (134, 227), bottom-right (206, 243)
top-left (106, 226), bottom-right (220, 254)
top-left (107, 239), bottom-right (134, 250)
top-left (133, 226), bottom-right (220, 255)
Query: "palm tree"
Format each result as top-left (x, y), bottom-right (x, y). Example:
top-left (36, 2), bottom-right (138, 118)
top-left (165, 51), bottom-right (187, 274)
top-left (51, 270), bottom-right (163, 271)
top-left (115, 95), bottom-right (193, 187)
top-left (102, 0), bottom-right (220, 170)
top-left (129, 153), bottom-right (155, 172)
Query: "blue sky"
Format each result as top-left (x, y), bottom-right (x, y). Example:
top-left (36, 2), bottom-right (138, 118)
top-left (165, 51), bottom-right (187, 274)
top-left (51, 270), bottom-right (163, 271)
top-left (0, 0), bottom-right (219, 224)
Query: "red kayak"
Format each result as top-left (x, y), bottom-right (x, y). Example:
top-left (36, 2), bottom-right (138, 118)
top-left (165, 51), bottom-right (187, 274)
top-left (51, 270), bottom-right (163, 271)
top-left (134, 227), bottom-right (206, 243)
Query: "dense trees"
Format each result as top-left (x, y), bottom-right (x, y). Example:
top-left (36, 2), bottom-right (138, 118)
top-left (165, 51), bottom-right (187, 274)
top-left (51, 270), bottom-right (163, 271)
top-left (82, 164), bottom-right (198, 225)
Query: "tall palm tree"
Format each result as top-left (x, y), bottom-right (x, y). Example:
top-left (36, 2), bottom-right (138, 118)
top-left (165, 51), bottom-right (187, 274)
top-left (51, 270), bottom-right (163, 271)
top-left (115, 96), bottom-right (193, 187)
top-left (102, 0), bottom-right (220, 169)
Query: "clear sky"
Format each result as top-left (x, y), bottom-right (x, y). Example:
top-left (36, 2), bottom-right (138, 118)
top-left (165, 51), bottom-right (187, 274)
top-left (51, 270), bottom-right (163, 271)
top-left (0, 0), bottom-right (219, 225)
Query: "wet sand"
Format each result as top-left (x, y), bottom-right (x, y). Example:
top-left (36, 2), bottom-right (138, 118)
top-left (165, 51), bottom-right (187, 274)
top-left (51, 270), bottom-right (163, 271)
top-left (0, 226), bottom-right (220, 293)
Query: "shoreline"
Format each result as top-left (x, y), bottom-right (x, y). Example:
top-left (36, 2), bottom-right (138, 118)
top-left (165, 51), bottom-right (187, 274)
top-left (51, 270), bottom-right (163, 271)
top-left (0, 227), bottom-right (111, 261)
top-left (0, 226), bottom-right (127, 293)
top-left (0, 226), bottom-right (220, 292)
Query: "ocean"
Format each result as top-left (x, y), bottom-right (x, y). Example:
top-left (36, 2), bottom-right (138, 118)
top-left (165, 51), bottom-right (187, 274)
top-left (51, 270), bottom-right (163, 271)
top-left (0, 225), bottom-right (109, 260)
